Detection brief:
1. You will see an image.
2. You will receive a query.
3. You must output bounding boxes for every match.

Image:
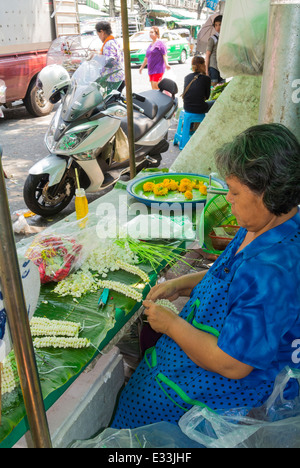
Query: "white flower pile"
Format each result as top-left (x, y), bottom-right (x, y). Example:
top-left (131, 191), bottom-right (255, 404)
top-left (54, 238), bottom-right (149, 299)
top-left (1, 354), bottom-right (19, 395)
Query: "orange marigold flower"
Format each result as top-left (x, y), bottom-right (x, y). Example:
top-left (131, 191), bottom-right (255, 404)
top-left (143, 182), bottom-right (155, 192)
top-left (162, 178), bottom-right (171, 188)
top-left (178, 178), bottom-right (193, 192)
top-left (153, 183), bottom-right (168, 196)
top-left (168, 179), bottom-right (179, 191)
top-left (184, 190), bottom-right (193, 200)
top-left (199, 184), bottom-right (207, 195)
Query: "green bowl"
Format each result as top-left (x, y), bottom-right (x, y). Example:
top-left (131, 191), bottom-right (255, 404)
top-left (127, 173), bottom-right (226, 206)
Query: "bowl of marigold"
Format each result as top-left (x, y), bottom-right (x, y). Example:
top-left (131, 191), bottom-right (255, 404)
top-left (127, 173), bottom-right (226, 206)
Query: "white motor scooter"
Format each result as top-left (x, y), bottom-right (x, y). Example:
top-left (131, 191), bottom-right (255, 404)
top-left (23, 57), bottom-right (178, 217)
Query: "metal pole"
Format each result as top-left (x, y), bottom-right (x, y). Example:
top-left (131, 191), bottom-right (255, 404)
top-left (259, 0), bottom-right (300, 140)
top-left (0, 147), bottom-right (52, 448)
top-left (120, 0), bottom-right (136, 179)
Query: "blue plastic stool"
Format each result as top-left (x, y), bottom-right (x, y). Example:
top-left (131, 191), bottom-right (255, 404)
top-left (173, 110), bottom-right (206, 150)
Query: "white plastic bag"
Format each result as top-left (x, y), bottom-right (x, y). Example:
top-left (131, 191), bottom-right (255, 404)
top-left (218, 0), bottom-right (270, 77)
top-left (179, 366), bottom-right (300, 448)
top-left (70, 421), bottom-right (202, 448)
top-left (124, 214), bottom-right (195, 240)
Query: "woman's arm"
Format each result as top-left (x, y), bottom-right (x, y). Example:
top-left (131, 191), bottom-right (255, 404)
top-left (139, 57), bottom-right (147, 73)
top-left (146, 270), bottom-right (208, 302)
top-left (163, 54), bottom-right (171, 70)
top-left (205, 50), bottom-right (211, 75)
top-left (143, 302), bottom-right (254, 380)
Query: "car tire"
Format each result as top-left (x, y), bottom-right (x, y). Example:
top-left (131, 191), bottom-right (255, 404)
top-left (23, 79), bottom-right (54, 117)
top-left (179, 49), bottom-right (187, 64)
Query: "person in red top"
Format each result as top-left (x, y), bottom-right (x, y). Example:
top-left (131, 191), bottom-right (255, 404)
top-left (139, 27), bottom-right (171, 90)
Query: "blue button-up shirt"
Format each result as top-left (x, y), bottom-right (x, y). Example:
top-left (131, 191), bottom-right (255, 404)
top-left (215, 210), bottom-right (300, 383)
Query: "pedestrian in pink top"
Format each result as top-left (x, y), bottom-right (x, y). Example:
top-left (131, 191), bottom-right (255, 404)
top-left (139, 27), bottom-right (171, 89)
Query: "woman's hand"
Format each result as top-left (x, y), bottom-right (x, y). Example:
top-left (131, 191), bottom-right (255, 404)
top-left (143, 300), bottom-right (179, 334)
top-left (166, 64), bottom-right (171, 71)
top-left (146, 279), bottom-right (179, 302)
top-left (139, 58), bottom-right (147, 74)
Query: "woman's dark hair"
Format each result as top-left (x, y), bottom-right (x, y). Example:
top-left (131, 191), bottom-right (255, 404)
top-left (215, 123), bottom-right (300, 216)
top-left (95, 21), bottom-right (112, 35)
top-left (192, 55), bottom-right (206, 74)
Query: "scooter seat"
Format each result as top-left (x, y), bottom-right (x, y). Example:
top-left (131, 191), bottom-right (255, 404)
top-left (120, 90), bottom-right (175, 142)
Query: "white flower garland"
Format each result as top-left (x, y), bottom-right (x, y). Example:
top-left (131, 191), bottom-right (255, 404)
top-left (155, 299), bottom-right (180, 315)
top-left (97, 279), bottom-right (143, 302)
top-left (1, 354), bottom-right (19, 394)
top-left (30, 317), bottom-right (81, 337)
top-left (33, 336), bottom-right (90, 349)
top-left (115, 260), bottom-right (149, 283)
top-left (1, 318), bottom-right (89, 394)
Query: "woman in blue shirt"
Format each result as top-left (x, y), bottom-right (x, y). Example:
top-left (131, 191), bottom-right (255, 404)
top-left (111, 123), bottom-right (300, 429)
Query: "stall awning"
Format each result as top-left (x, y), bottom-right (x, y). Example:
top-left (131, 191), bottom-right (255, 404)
top-left (78, 5), bottom-right (108, 18)
top-left (147, 4), bottom-right (171, 17)
top-left (168, 8), bottom-right (198, 20)
top-left (171, 18), bottom-right (203, 27)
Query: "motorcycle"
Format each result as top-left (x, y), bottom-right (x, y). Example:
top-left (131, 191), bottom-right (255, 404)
top-left (23, 56), bottom-right (178, 217)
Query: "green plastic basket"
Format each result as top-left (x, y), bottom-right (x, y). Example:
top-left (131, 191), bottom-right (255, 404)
top-left (199, 193), bottom-right (238, 255)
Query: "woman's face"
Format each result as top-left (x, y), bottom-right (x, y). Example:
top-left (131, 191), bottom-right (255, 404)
top-left (225, 176), bottom-right (274, 233)
top-left (150, 29), bottom-right (157, 39)
top-left (97, 29), bottom-right (106, 43)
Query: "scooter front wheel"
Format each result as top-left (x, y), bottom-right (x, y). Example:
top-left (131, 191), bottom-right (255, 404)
top-left (23, 173), bottom-right (75, 218)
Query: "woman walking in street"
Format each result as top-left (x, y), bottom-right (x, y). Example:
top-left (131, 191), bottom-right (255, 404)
top-left (139, 27), bottom-right (171, 90)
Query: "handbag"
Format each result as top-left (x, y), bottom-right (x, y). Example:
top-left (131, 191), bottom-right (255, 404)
top-left (181, 74), bottom-right (201, 98)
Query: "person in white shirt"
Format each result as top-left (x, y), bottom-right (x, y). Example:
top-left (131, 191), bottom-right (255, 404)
top-left (205, 15), bottom-right (223, 85)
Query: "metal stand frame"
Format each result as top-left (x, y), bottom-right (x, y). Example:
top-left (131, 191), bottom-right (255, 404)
top-left (0, 147), bottom-right (52, 448)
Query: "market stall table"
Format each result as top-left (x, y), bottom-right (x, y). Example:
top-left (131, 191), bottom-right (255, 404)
top-left (1, 174), bottom-right (197, 448)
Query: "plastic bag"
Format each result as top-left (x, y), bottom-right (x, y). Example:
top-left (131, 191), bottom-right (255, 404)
top-left (70, 421), bottom-right (203, 448)
top-left (124, 214), bottom-right (195, 240)
top-left (179, 367), bottom-right (300, 448)
top-left (218, 0), bottom-right (270, 77)
top-left (114, 127), bottom-right (129, 162)
top-left (25, 233), bottom-right (83, 283)
top-left (47, 35), bottom-right (99, 75)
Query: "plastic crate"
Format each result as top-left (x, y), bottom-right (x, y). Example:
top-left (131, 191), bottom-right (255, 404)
top-left (199, 194), bottom-right (238, 256)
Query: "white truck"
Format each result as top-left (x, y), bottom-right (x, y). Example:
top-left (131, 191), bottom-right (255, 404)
top-left (0, 0), bottom-right (80, 117)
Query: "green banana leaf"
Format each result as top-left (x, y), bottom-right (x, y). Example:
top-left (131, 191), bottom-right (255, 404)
top-left (0, 240), bottom-right (185, 447)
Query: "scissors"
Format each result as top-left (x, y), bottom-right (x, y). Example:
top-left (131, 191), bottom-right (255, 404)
top-left (98, 288), bottom-right (110, 309)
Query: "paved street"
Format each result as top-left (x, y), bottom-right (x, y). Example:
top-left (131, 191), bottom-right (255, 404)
top-left (0, 58), bottom-right (192, 240)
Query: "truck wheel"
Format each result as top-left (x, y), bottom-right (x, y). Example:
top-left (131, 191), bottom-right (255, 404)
top-left (23, 80), bottom-right (54, 117)
top-left (23, 173), bottom-right (75, 218)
